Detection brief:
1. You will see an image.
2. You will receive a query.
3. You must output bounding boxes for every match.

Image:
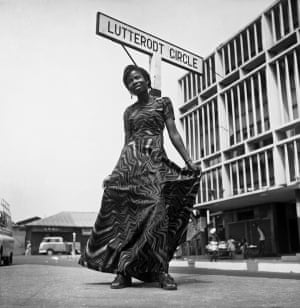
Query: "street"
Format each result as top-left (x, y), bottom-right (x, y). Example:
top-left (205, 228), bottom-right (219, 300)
top-left (1, 256), bottom-right (300, 307)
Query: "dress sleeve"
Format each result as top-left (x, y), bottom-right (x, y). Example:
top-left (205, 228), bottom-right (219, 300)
top-left (162, 97), bottom-right (175, 121)
top-left (123, 107), bottom-right (131, 144)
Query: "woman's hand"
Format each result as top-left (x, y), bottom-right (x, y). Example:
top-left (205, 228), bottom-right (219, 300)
top-left (186, 160), bottom-right (201, 175)
top-left (102, 175), bottom-right (112, 188)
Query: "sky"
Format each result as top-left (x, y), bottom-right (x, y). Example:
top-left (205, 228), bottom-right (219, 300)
top-left (0, 0), bottom-right (275, 222)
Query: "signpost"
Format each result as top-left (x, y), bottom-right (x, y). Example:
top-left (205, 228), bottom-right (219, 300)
top-left (96, 12), bottom-right (203, 96)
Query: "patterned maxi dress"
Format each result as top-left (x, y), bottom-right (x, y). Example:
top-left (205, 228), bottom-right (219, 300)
top-left (80, 96), bottom-right (200, 282)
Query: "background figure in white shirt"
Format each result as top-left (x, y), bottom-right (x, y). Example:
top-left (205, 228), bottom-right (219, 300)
top-left (25, 240), bottom-right (31, 256)
top-left (254, 223), bottom-right (265, 257)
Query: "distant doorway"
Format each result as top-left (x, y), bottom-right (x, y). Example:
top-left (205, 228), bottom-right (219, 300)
top-left (275, 203), bottom-right (300, 254)
top-left (288, 218), bottom-right (300, 252)
top-left (275, 203), bottom-right (289, 253)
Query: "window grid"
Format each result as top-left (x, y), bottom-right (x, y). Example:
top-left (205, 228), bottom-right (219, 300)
top-left (280, 138), bottom-right (300, 183)
top-left (198, 167), bottom-right (222, 203)
top-left (179, 0), bottom-right (300, 205)
top-left (267, 0), bottom-right (299, 43)
top-left (225, 148), bottom-right (274, 195)
top-left (202, 54), bottom-right (216, 90)
top-left (219, 19), bottom-right (262, 76)
top-left (182, 99), bottom-right (220, 160)
top-left (179, 73), bottom-right (200, 104)
top-left (273, 49), bottom-right (300, 123)
top-left (223, 69), bottom-right (269, 146)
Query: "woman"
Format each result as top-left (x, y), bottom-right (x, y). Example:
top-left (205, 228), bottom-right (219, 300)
top-left (79, 64), bottom-right (201, 290)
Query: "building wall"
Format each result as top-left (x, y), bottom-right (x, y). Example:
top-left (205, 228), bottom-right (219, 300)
top-left (179, 0), bottom-right (300, 204)
top-left (12, 226), bottom-right (26, 255)
top-left (178, 0), bottom-right (300, 254)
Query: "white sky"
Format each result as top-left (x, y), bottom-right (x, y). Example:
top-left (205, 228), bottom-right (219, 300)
top-left (0, 0), bottom-right (275, 222)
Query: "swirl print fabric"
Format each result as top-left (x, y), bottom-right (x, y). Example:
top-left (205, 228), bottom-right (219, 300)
top-left (80, 96), bottom-right (200, 281)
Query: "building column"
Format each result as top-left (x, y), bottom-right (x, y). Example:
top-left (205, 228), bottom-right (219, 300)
top-left (199, 209), bottom-right (207, 254)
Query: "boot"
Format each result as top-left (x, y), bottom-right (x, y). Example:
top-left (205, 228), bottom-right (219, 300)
top-left (158, 272), bottom-right (177, 290)
top-left (111, 273), bottom-right (132, 289)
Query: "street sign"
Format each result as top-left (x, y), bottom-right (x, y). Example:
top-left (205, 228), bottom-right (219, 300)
top-left (96, 12), bottom-right (203, 74)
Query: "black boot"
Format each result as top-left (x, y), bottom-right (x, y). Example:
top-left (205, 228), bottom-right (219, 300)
top-left (111, 273), bottom-right (132, 289)
top-left (158, 272), bottom-right (177, 290)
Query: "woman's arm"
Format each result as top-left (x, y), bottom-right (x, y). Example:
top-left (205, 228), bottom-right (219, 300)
top-left (165, 117), bottom-right (200, 172)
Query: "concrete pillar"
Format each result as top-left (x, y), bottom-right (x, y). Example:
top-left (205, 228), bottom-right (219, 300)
top-left (199, 209), bottom-right (207, 254)
top-left (149, 53), bottom-right (162, 97)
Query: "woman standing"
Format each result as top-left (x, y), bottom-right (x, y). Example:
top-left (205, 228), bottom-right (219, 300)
top-left (79, 65), bottom-right (201, 290)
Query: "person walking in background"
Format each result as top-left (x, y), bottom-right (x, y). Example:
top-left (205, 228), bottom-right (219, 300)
top-left (207, 228), bottom-right (219, 262)
top-left (79, 64), bottom-right (201, 290)
top-left (254, 223), bottom-right (265, 257)
top-left (240, 238), bottom-right (248, 259)
top-left (25, 240), bottom-right (31, 256)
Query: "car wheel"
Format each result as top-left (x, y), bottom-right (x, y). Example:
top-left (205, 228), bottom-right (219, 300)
top-left (47, 249), bottom-right (54, 256)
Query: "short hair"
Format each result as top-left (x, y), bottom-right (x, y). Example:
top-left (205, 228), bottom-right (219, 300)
top-left (122, 65), bottom-right (151, 89)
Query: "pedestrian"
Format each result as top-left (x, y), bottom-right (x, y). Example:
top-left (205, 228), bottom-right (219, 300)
top-left (240, 238), bottom-right (248, 259)
top-left (254, 223), bottom-right (265, 257)
top-left (227, 237), bottom-right (236, 258)
top-left (208, 228), bottom-right (219, 261)
top-left (79, 64), bottom-right (201, 290)
top-left (25, 240), bottom-right (31, 256)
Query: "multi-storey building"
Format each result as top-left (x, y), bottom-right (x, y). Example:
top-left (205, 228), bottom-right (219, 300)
top-left (179, 0), bottom-right (300, 256)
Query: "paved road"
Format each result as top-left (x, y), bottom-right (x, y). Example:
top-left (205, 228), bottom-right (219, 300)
top-left (1, 256), bottom-right (300, 308)
top-left (12, 255), bottom-right (300, 280)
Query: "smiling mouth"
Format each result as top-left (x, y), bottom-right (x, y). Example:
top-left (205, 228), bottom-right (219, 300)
top-left (133, 84), bottom-right (142, 90)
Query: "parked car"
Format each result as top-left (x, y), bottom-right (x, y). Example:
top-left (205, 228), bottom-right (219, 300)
top-left (38, 236), bottom-right (80, 255)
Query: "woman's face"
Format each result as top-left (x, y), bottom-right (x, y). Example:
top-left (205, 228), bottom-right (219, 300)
top-left (126, 70), bottom-right (149, 96)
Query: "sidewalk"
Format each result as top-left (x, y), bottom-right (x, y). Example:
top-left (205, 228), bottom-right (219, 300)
top-left (52, 254), bottom-right (300, 274)
top-left (169, 255), bottom-right (300, 274)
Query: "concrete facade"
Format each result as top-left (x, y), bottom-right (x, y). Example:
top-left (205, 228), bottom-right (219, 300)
top-left (179, 0), bottom-right (300, 256)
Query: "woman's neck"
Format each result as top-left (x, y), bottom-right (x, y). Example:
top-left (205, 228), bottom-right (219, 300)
top-left (137, 91), bottom-right (150, 105)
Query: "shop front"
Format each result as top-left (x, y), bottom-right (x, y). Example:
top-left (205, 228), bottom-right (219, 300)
top-left (25, 212), bottom-right (97, 254)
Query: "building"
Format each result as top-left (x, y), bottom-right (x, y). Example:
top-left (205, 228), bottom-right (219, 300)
top-left (25, 212), bottom-right (97, 254)
top-left (12, 216), bottom-right (41, 255)
top-left (179, 0), bottom-right (300, 256)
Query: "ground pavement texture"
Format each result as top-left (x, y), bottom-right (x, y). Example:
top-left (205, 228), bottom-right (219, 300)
top-left (1, 264), bottom-right (300, 308)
